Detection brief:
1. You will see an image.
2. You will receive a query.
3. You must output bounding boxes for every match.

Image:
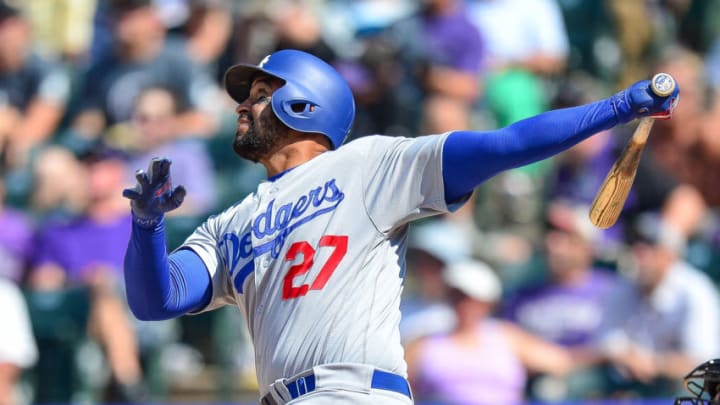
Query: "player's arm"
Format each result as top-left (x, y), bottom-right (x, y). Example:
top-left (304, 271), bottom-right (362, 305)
top-left (123, 158), bottom-right (212, 321)
top-left (442, 80), bottom-right (680, 202)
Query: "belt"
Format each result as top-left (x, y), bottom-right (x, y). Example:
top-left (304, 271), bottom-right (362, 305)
top-left (260, 369), bottom-right (411, 404)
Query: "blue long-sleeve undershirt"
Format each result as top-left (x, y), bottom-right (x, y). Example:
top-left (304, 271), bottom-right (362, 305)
top-left (124, 96), bottom-right (623, 320)
top-left (442, 97), bottom-right (620, 202)
top-left (124, 219), bottom-right (212, 320)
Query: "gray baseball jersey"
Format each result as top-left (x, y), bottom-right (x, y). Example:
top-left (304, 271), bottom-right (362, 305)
top-left (181, 133), bottom-right (459, 393)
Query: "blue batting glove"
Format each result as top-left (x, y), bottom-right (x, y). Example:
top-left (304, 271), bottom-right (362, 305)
top-left (122, 157), bottom-right (186, 227)
top-left (612, 76), bottom-right (680, 123)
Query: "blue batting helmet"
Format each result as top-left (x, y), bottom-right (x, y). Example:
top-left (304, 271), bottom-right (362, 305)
top-left (224, 49), bottom-right (355, 149)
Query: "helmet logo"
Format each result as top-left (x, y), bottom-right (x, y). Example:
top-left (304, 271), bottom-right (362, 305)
top-left (259, 55), bottom-right (271, 68)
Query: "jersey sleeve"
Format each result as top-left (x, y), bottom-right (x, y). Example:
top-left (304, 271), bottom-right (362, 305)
top-left (359, 134), bottom-right (464, 232)
top-left (180, 213), bottom-right (237, 313)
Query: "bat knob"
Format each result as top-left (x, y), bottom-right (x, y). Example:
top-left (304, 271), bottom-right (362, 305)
top-left (651, 73), bottom-right (676, 97)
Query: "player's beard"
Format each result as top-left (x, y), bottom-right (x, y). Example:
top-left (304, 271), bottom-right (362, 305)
top-left (233, 109), bottom-right (287, 162)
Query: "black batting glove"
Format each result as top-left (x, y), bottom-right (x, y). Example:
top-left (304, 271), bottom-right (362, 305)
top-left (122, 157), bottom-right (186, 228)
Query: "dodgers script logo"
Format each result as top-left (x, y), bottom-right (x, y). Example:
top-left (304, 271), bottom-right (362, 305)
top-left (218, 178), bottom-right (345, 293)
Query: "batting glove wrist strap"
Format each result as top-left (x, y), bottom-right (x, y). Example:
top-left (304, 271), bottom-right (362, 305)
top-left (131, 213), bottom-right (164, 229)
top-left (122, 157), bottom-right (186, 228)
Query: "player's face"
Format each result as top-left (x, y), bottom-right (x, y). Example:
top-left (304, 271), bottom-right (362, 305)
top-left (233, 77), bottom-right (287, 162)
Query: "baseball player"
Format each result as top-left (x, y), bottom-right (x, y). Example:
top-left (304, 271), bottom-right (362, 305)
top-left (123, 49), bottom-right (679, 404)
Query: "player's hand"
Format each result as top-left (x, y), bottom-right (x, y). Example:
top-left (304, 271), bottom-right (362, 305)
top-left (122, 157), bottom-right (186, 227)
top-left (613, 75), bottom-right (680, 123)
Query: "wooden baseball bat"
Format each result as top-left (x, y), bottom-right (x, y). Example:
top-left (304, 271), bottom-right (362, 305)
top-left (588, 73), bottom-right (676, 229)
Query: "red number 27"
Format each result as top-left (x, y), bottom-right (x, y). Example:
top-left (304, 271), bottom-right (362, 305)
top-left (282, 235), bottom-right (348, 300)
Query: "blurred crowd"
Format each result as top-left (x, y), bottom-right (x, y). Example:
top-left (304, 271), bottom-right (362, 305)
top-left (0, 0), bottom-right (719, 404)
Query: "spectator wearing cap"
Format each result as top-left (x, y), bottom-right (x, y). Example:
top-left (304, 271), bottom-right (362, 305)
top-left (502, 200), bottom-right (619, 348)
top-left (0, 1), bottom-right (71, 170)
top-left (31, 145), bottom-right (133, 286)
top-left (71, 0), bottom-right (219, 143)
top-left (400, 218), bottom-right (472, 343)
top-left (406, 259), bottom-right (574, 405)
top-left (596, 214), bottom-right (720, 397)
top-left (501, 200), bottom-right (621, 401)
top-left (28, 145), bottom-right (145, 403)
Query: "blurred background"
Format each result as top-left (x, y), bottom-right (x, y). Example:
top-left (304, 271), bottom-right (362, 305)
top-left (0, 0), bottom-right (719, 404)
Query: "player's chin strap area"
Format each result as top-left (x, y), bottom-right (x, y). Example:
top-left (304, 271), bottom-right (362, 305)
top-left (260, 363), bottom-right (412, 405)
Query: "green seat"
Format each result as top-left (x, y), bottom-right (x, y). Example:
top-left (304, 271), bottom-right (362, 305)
top-left (24, 287), bottom-right (91, 404)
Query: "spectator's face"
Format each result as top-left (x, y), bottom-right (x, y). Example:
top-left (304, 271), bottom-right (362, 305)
top-left (233, 76), bottom-right (288, 162)
top-left (545, 229), bottom-right (592, 279)
top-left (132, 89), bottom-right (176, 146)
top-left (31, 147), bottom-right (89, 213)
top-left (630, 242), bottom-right (674, 293)
top-left (114, 7), bottom-right (164, 48)
top-left (450, 289), bottom-right (494, 324)
top-left (543, 202), bottom-right (594, 278)
top-left (0, 16), bottom-right (29, 71)
top-left (274, 3), bottom-right (321, 48)
top-left (655, 58), bottom-right (706, 131)
top-left (88, 159), bottom-right (127, 203)
top-left (407, 250), bottom-right (447, 300)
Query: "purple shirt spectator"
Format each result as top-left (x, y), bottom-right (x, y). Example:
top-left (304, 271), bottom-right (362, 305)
top-left (389, 3), bottom-right (485, 76)
top-left (32, 214), bottom-right (132, 283)
top-left (421, 6), bottom-right (484, 74)
top-left (502, 270), bottom-right (617, 347)
top-left (0, 207), bottom-right (33, 282)
top-left (413, 319), bottom-right (526, 405)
